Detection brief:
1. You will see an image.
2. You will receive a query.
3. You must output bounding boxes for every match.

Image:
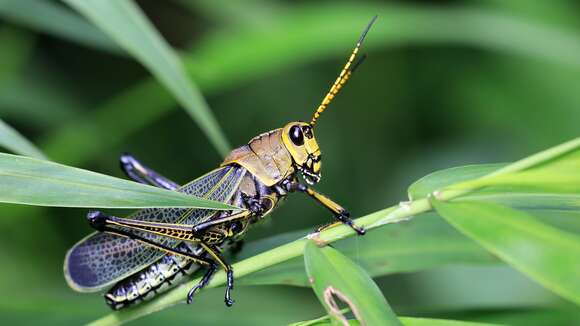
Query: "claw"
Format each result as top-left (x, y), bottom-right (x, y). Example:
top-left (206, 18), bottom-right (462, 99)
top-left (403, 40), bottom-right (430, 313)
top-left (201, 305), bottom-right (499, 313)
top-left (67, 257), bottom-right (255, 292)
top-left (186, 290), bottom-right (195, 304)
top-left (353, 225), bottom-right (366, 235)
top-left (224, 269), bottom-right (235, 307)
top-left (186, 264), bottom-right (216, 305)
top-left (336, 211), bottom-right (366, 235)
top-left (187, 285), bottom-right (201, 304)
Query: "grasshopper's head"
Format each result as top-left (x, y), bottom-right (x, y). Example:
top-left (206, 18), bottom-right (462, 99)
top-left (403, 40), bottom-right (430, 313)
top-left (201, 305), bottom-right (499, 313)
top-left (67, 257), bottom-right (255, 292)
top-left (280, 16), bottom-right (376, 185)
top-left (282, 121), bottom-right (321, 185)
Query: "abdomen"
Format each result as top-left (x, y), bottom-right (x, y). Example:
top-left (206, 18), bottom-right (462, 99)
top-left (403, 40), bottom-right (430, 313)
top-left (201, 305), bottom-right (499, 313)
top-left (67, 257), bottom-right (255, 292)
top-left (105, 242), bottom-right (203, 310)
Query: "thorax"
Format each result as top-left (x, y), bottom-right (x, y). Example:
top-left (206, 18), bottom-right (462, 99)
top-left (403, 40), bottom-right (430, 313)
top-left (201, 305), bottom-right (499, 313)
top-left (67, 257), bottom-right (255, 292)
top-left (221, 129), bottom-right (295, 186)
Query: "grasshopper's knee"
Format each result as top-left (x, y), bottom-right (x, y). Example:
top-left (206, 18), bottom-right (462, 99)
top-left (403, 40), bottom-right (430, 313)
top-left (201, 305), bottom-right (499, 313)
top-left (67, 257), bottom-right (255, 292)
top-left (87, 211), bottom-right (107, 231)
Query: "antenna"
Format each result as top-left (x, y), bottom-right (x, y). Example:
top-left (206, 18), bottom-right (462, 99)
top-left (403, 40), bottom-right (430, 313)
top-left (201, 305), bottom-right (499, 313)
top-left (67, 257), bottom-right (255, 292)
top-left (310, 15), bottom-right (377, 126)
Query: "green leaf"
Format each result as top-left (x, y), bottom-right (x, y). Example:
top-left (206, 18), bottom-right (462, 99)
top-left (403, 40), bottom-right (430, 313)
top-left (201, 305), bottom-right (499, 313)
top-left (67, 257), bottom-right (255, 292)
top-left (482, 137), bottom-right (580, 176)
top-left (432, 200), bottom-right (580, 306)
top-left (454, 164), bottom-right (580, 193)
top-left (533, 210), bottom-right (580, 235)
top-left (446, 139), bottom-right (580, 191)
top-left (407, 163), bottom-right (580, 211)
top-left (241, 213), bottom-right (496, 287)
top-left (0, 0), bottom-right (118, 53)
top-left (463, 192), bottom-right (580, 212)
top-left (0, 119), bottom-right (47, 160)
top-left (62, 0), bottom-right (230, 156)
top-left (304, 242), bottom-right (402, 326)
top-left (408, 164), bottom-right (506, 200)
top-left (430, 138), bottom-right (580, 208)
top-left (0, 153), bottom-right (236, 209)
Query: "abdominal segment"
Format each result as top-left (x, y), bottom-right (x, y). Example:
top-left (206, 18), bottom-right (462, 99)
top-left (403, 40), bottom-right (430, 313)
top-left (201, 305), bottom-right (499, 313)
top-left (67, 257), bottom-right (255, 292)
top-left (105, 242), bottom-right (203, 310)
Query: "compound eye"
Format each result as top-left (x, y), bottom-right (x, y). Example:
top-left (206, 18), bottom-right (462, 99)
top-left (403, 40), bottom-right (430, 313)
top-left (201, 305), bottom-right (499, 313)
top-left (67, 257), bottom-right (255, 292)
top-left (289, 125), bottom-right (304, 146)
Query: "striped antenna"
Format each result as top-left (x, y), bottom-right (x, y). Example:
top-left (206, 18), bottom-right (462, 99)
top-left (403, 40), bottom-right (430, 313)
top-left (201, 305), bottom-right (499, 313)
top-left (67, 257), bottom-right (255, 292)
top-left (310, 15), bottom-right (377, 126)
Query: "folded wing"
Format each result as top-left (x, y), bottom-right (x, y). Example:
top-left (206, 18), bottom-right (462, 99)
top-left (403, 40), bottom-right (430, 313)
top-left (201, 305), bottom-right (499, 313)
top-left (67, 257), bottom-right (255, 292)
top-left (64, 165), bottom-right (246, 292)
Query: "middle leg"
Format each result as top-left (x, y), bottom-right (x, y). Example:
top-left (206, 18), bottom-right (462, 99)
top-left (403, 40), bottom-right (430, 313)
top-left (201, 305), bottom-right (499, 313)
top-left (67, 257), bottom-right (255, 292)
top-left (199, 241), bottom-right (235, 306)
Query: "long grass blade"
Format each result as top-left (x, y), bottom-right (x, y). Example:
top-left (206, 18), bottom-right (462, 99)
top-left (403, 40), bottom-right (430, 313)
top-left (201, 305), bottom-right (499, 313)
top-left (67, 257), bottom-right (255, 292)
top-left (0, 153), bottom-right (236, 209)
top-left (62, 0), bottom-right (230, 156)
top-left (0, 0), bottom-right (118, 53)
top-left (433, 200), bottom-right (580, 306)
top-left (0, 119), bottom-right (47, 159)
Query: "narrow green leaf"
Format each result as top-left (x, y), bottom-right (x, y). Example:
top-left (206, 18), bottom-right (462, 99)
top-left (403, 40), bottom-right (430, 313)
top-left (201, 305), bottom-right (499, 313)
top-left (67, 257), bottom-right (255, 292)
top-left (454, 165), bottom-right (580, 193)
top-left (407, 164), bottom-right (580, 211)
top-left (241, 213), bottom-right (496, 287)
top-left (408, 164), bottom-right (506, 200)
top-left (479, 137), bottom-right (580, 179)
top-left (304, 242), bottom-right (402, 326)
top-left (533, 210), bottom-right (580, 235)
top-left (467, 192), bottom-right (580, 213)
top-left (432, 138), bottom-right (580, 204)
top-left (432, 200), bottom-right (580, 306)
top-left (0, 0), bottom-right (118, 53)
top-left (62, 0), bottom-right (230, 156)
top-left (0, 119), bottom-right (47, 159)
top-left (0, 153), bottom-right (236, 209)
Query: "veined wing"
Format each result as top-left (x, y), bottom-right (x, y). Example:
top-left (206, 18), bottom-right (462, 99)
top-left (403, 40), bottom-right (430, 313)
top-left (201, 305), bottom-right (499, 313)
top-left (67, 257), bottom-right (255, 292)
top-left (64, 165), bottom-right (246, 292)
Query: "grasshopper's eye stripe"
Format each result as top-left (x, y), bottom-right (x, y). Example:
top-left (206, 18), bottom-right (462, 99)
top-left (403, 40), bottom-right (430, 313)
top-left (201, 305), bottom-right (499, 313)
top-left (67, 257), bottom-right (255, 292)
top-left (289, 125), bottom-right (304, 145)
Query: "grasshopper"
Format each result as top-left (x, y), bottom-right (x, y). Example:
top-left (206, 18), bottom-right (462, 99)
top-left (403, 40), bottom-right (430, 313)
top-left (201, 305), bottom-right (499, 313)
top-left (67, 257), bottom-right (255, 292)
top-left (65, 16), bottom-right (376, 309)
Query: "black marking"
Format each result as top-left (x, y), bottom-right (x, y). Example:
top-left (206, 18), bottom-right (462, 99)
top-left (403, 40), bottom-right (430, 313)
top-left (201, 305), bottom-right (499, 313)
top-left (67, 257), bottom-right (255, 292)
top-left (302, 125), bottom-right (313, 139)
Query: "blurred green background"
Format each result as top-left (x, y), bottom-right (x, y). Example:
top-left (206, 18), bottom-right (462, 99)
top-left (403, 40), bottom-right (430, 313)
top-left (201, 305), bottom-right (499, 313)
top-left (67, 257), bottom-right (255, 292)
top-left (1, 0), bottom-right (580, 325)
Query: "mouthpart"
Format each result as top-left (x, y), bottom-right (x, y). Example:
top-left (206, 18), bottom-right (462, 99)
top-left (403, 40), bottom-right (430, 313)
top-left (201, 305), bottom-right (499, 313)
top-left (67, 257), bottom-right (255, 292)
top-left (297, 165), bottom-right (321, 185)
